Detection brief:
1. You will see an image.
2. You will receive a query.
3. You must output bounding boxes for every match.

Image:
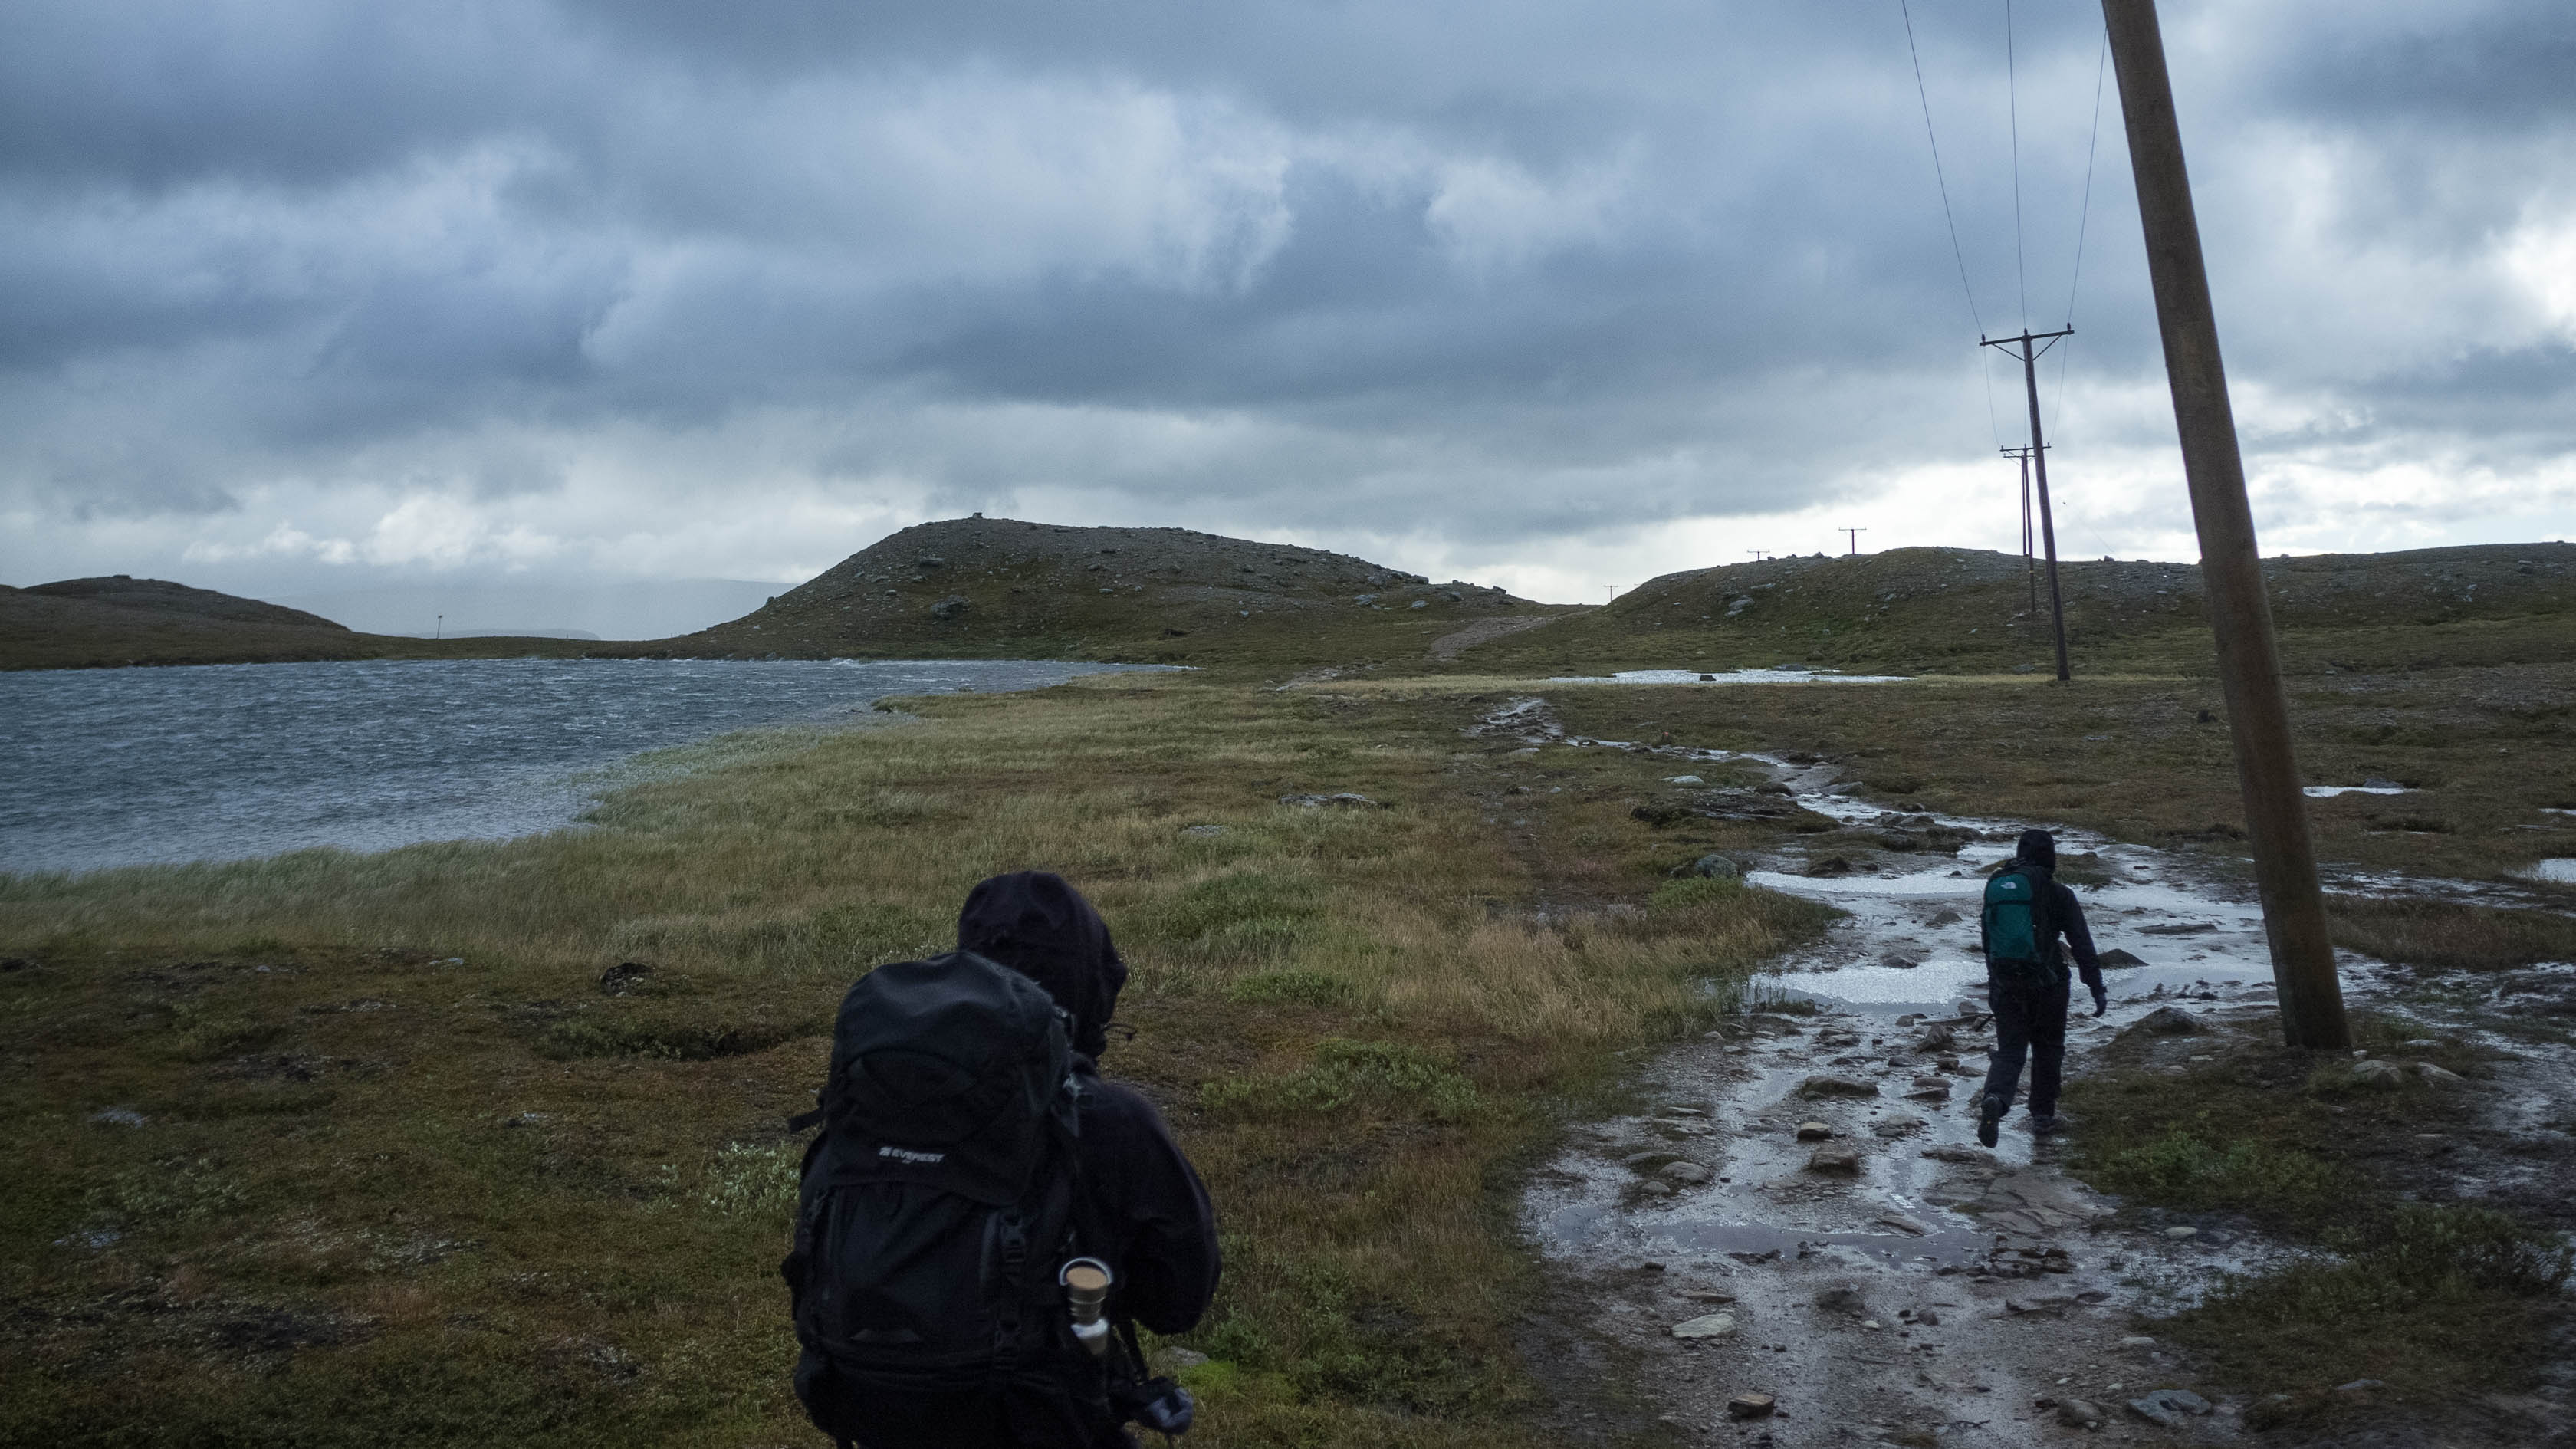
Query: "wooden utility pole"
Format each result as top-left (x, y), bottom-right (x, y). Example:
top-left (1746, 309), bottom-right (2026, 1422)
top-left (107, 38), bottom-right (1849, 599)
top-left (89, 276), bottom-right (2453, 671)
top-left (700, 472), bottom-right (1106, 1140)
top-left (2005, 445), bottom-right (2040, 613)
top-left (1982, 327), bottom-right (2073, 680)
top-left (1841, 527), bottom-right (1868, 556)
top-left (2101, 0), bottom-right (2350, 1049)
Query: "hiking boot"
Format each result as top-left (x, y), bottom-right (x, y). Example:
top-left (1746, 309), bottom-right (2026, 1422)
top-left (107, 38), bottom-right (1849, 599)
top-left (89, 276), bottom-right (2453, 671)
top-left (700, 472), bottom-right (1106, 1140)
top-left (1976, 1094), bottom-right (2005, 1148)
top-left (2029, 1113), bottom-right (2061, 1138)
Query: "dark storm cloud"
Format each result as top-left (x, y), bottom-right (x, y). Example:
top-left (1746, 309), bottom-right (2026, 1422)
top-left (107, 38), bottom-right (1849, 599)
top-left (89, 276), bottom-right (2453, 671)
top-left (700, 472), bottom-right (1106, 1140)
top-left (0, 0), bottom-right (2570, 599)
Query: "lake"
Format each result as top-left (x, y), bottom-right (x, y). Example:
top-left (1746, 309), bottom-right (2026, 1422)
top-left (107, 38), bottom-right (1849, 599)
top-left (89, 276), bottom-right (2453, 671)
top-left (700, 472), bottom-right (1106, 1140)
top-left (0, 657), bottom-right (1162, 876)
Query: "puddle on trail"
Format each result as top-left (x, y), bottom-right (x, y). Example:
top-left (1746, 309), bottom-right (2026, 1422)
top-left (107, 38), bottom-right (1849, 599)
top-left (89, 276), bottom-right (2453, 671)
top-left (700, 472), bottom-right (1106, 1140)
top-left (1490, 695), bottom-right (2350, 1444)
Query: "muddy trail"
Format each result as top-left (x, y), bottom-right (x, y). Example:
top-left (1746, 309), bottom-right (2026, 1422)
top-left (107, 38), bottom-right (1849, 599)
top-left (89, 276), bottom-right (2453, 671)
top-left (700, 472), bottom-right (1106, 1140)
top-left (1477, 695), bottom-right (2576, 1448)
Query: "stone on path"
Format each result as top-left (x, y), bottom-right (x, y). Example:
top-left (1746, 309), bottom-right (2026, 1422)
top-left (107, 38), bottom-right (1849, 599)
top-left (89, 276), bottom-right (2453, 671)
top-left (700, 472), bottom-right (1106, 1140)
top-left (1660, 1161), bottom-right (1714, 1185)
top-left (1915, 1024), bottom-right (1957, 1052)
top-left (1920, 1144), bottom-right (1993, 1165)
top-left (2055, 1398), bottom-right (2106, 1428)
top-left (1624, 1151), bottom-right (1682, 1171)
top-left (2126, 1389), bottom-right (2213, 1427)
top-left (1670, 1313), bottom-right (1738, 1340)
top-left (1799, 1075), bottom-right (1878, 1099)
top-left (1871, 1112), bottom-right (1927, 1138)
top-left (1904, 1076), bottom-right (1953, 1100)
top-left (1876, 1212), bottom-right (1930, 1237)
top-left (1806, 1144), bottom-right (1861, 1175)
top-left (1961, 1171), bottom-right (2113, 1235)
top-left (2349, 1059), bottom-right (2407, 1089)
top-left (2413, 1060), bottom-right (2464, 1084)
top-left (1795, 1121), bottom-right (1835, 1140)
top-left (1725, 1392), bottom-right (1776, 1421)
top-left (2097, 948), bottom-right (2147, 968)
top-left (2137, 1005), bottom-right (2200, 1035)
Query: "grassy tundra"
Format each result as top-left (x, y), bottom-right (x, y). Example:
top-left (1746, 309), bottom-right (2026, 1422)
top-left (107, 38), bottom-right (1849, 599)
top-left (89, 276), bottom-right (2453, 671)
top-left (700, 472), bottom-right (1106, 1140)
top-left (0, 676), bottom-right (1831, 1448)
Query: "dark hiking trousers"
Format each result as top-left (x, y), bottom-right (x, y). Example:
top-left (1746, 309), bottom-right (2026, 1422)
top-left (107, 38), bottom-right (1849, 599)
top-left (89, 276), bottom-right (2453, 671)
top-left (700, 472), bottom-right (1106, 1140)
top-left (1981, 977), bottom-right (2071, 1118)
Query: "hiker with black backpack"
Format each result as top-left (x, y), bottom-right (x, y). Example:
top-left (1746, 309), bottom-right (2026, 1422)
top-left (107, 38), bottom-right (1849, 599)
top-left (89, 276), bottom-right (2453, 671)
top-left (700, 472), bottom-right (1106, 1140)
top-left (784, 871), bottom-right (1221, 1448)
top-left (1976, 828), bottom-right (2105, 1148)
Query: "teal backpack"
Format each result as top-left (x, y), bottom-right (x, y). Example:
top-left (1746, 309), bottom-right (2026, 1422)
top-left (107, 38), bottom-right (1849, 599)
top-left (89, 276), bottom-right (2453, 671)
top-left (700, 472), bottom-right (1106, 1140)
top-left (1982, 867), bottom-right (2060, 985)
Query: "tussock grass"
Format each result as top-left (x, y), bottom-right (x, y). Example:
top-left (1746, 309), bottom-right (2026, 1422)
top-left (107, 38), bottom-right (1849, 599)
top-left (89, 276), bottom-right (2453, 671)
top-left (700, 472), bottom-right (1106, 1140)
top-left (0, 676), bottom-right (1830, 1447)
top-left (2327, 894), bottom-right (2576, 972)
top-left (2065, 1013), bottom-right (2564, 1414)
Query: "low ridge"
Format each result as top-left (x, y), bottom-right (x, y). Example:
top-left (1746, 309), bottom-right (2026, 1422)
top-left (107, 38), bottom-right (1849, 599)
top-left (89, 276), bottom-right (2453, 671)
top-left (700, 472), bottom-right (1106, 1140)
top-left (671, 515), bottom-right (1552, 667)
top-left (1450, 543), bottom-right (2576, 676)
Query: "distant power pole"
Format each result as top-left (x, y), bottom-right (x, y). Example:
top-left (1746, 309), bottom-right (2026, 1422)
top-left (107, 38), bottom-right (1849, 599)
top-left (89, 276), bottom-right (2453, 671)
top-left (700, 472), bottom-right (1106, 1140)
top-left (1604, 585), bottom-right (1621, 602)
top-left (1981, 327), bottom-right (2074, 681)
top-left (2104, 0), bottom-right (2349, 1050)
top-left (1747, 550), bottom-right (1772, 562)
top-left (2003, 445), bottom-right (2042, 613)
top-left (1840, 528), bottom-right (1867, 556)
top-left (435, 613), bottom-right (443, 641)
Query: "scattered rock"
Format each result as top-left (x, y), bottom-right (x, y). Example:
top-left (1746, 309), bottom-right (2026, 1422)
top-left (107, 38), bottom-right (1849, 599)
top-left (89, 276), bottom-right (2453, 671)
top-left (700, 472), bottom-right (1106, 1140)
top-left (1669, 775), bottom-right (1705, 786)
top-left (1878, 832), bottom-right (1919, 852)
top-left (1674, 853), bottom-right (1742, 880)
top-left (1806, 1145), bottom-right (1861, 1175)
top-left (1881, 955), bottom-right (1920, 970)
top-left (598, 961), bottom-right (653, 996)
top-left (1795, 1122), bottom-right (1835, 1141)
top-left (929, 596), bottom-right (971, 620)
top-left (1914, 1025), bottom-right (1957, 1052)
top-left (88, 1108), bottom-right (148, 1128)
top-left (1962, 1172), bottom-right (2114, 1235)
top-left (2412, 1060), bottom-right (2464, 1084)
top-left (915, 554), bottom-right (948, 569)
top-left (2055, 1398), bottom-right (2106, 1428)
top-left (2096, 948), bottom-right (2147, 968)
top-left (1927, 910), bottom-right (1962, 928)
top-left (1660, 1161), bottom-right (1715, 1186)
top-left (1624, 1152), bottom-right (1684, 1172)
top-left (2164, 1226), bottom-right (2198, 1240)
top-left (1804, 856), bottom-right (1854, 877)
top-left (1814, 1027), bottom-right (1861, 1048)
top-left (1871, 1113), bottom-right (1927, 1138)
top-left (2003, 1295), bottom-right (2075, 1316)
top-left (1876, 1213), bottom-right (1930, 1237)
top-left (1904, 1076), bottom-right (1953, 1100)
top-left (1278, 792), bottom-right (1383, 810)
top-left (1798, 1075), bottom-right (1878, 1099)
top-left (1725, 1392), bottom-right (1776, 1421)
top-left (2125, 1389), bottom-right (2213, 1427)
top-left (2136, 1006), bottom-right (2200, 1035)
top-left (1812, 1286), bottom-right (1865, 1313)
top-left (2348, 1059), bottom-right (2407, 1089)
top-left (1920, 1145), bottom-right (1993, 1165)
top-left (1671, 1313), bottom-right (1739, 1340)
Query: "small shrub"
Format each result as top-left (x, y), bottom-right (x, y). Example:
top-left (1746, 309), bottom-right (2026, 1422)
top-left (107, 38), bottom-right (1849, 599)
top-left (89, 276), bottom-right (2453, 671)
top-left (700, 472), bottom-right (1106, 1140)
top-left (1227, 970), bottom-right (1354, 1007)
top-left (699, 1141), bottom-right (802, 1220)
top-left (2086, 1129), bottom-right (2353, 1230)
top-left (1648, 877), bottom-right (1745, 912)
top-left (1201, 1040), bottom-right (1478, 1121)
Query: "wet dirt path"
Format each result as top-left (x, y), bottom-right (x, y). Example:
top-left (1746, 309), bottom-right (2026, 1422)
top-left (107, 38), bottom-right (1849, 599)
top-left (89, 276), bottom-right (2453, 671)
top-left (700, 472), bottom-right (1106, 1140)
top-left (1485, 695), bottom-right (2371, 1447)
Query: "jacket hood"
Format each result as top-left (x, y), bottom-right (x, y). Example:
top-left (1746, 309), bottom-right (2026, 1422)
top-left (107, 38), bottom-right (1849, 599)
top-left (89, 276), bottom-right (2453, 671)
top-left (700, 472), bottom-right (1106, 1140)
top-left (957, 871), bottom-right (1126, 1059)
top-left (2016, 828), bottom-right (2058, 872)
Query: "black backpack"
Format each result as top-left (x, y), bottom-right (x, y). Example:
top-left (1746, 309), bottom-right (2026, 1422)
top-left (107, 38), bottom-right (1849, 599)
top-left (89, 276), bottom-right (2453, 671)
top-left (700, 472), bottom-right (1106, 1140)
top-left (782, 951), bottom-right (1111, 1447)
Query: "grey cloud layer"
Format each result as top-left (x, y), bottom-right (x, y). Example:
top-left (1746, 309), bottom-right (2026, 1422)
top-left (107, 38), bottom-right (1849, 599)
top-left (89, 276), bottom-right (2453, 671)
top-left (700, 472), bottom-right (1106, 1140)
top-left (1, 0), bottom-right (2571, 585)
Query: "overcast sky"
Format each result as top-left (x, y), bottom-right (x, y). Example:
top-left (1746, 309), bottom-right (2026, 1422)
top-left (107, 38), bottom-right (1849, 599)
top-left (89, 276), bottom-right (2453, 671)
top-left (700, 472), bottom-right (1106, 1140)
top-left (4, 0), bottom-right (2571, 625)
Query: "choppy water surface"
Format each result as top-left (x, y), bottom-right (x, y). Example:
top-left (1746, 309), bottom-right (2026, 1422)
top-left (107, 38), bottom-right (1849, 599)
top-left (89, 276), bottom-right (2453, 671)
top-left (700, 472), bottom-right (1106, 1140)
top-left (1, 658), bottom-right (1162, 875)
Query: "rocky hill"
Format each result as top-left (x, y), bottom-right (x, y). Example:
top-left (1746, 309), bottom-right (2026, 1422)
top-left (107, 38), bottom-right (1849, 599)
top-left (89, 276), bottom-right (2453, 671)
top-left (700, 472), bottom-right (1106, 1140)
top-left (1448, 542), bottom-right (2576, 676)
top-left (663, 515), bottom-right (1559, 669)
top-left (0, 577), bottom-right (590, 672)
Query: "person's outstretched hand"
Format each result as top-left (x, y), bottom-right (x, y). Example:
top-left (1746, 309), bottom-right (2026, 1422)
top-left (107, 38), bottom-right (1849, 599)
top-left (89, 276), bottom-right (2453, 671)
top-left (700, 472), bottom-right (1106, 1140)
top-left (2090, 984), bottom-right (2109, 1017)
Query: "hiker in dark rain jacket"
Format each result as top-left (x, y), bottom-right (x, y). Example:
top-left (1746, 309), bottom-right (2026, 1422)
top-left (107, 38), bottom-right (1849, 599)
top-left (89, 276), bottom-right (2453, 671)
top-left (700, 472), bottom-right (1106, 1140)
top-left (1976, 829), bottom-right (2104, 1146)
top-left (793, 872), bottom-right (1220, 1449)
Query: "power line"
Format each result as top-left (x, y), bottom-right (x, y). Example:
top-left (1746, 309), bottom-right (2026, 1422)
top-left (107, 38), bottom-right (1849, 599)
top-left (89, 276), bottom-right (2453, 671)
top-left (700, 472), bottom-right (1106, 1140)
top-left (2048, 25), bottom-right (2111, 449)
top-left (1898, 0), bottom-right (1983, 335)
top-left (2006, 0), bottom-right (2026, 328)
